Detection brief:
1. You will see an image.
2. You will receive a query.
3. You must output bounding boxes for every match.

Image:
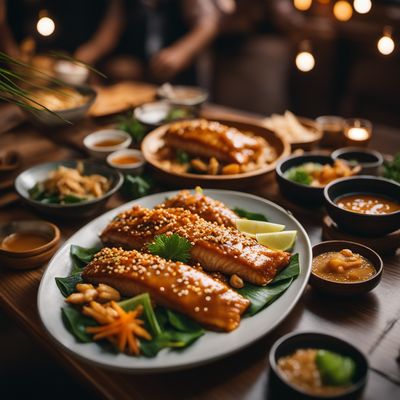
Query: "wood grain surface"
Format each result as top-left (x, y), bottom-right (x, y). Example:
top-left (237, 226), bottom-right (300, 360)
top-left (0, 102), bottom-right (399, 400)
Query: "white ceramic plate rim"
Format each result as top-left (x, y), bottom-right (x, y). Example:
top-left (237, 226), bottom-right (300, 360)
top-left (37, 189), bottom-right (312, 373)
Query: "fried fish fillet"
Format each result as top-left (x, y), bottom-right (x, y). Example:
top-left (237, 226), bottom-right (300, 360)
top-left (82, 247), bottom-right (249, 332)
top-left (101, 207), bottom-right (290, 286)
top-left (158, 190), bottom-right (238, 228)
top-left (164, 119), bottom-right (265, 165)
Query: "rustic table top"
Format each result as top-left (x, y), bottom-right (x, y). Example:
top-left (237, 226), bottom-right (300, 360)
top-left (0, 103), bottom-right (399, 400)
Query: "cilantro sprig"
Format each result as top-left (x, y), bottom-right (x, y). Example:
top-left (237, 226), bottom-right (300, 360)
top-left (147, 234), bottom-right (192, 263)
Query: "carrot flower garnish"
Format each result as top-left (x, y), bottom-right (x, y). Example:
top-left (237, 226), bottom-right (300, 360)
top-left (84, 301), bottom-right (151, 355)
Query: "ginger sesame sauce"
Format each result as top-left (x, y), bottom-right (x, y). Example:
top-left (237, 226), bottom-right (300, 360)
top-left (336, 194), bottom-right (400, 215)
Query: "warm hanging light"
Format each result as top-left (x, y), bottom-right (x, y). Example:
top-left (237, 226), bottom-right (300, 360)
top-left (353, 0), bottom-right (372, 14)
top-left (333, 1), bottom-right (353, 21)
top-left (293, 0), bottom-right (313, 11)
top-left (36, 11), bottom-right (55, 37)
top-left (295, 41), bottom-right (315, 72)
top-left (377, 26), bottom-right (395, 55)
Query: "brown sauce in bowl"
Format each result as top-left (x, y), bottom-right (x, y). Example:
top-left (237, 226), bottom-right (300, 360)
top-left (336, 194), bottom-right (400, 215)
top-left (112, 155), bottom-right (140, 165)
top-left (1, 232), bottom-right (49, 252)
top-left (312, 249), bottom-right (375, 283)
top-left (93, 139), bottom-right (124, 148)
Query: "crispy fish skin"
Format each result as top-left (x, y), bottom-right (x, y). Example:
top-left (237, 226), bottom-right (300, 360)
top-left (101, 207), bottom-right (290, 286)
top-left (164, 119), bottom-right (264, 165)
top-left (158, 190), bottom-right (239, 228)
top-left (82, 247), bottom-right (249, 332)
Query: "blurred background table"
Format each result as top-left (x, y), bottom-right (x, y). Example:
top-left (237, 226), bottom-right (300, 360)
top-left (0, 103), bottom-right (399, 399)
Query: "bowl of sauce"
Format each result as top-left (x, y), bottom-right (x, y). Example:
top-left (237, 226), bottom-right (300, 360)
top-left (83, 129), bottom-right (132, 160)
top-left (269, 332), bottom-right (368, 400)
top-left (107, 149), bottom-right (145, 175)
top-left (0, 220), bottom-right (60, 269)
top-left (310, 241), bottom-right (383, 296)
top-left (324, 176), bottom-right (400, 236)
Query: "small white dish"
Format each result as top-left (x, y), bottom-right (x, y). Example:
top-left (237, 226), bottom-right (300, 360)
top-left (107, 149), bottom-right (145, 175)
top-left (54, 60), bottom-right (89, 85)
top-left (83, 129), bottom-right (132, 160)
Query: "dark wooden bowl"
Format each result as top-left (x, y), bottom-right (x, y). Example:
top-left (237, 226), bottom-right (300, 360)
top-left (276, 153), bottom-right (333, 206)
top-left (310, 240), bottom-right (383, 296)
top-left (269, 331), bottom-right (369, 400)
top-left (324, 176), bottom-right (400, 236)
top-left (141, 118), bottom-right (290, 189)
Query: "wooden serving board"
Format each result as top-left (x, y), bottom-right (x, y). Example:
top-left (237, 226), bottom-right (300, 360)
top-left (322, 215), bottom-right (400, 255)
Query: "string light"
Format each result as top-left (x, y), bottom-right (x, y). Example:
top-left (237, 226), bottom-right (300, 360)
top-left (353, 0), bottom-right (372, 14)
top-left (36, 11), bottom-right (55, 37)
top-left (377, 27), bottom-right (395, 55)
top-left (296, 41), bottom-right (315, 72)
top-left (293, 0), bottom-right (313, 11)
top-left (333, 1), bottom-right (353, 21)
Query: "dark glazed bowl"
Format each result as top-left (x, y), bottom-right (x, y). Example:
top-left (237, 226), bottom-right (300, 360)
top-left (310, 241), bottom-right (383, 296)
top-left (276, 153), bottom-right (333, 206)
top-left (331, 147), bottom-right (383, 176)
top-left (15, 160), bottom-right (123, 219)
top-left (269, 332), bottom-right (369, 400)
top-left (324, 176), bottom-right (400, 236)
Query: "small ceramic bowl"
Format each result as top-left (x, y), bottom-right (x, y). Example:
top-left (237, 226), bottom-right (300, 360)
top-left (290, 117), bottom-right (323, 151)
top-left (15, 160), bottom-right (123, 219)
top-left (276, 153), bottom-right (333, 206)
top-left (83, 129), bottom-right (132, 159)
top-left (54, 60), bottom-right (89, 86)
top-left (134, 101), bottom-right (195, 128)
top-left (331, 147), bottom-right (383, 175)
top-left (269, 332), bottom-right (369, 400)
top-left (0, 220), bottom-right (61, 270)
top-left (324, 176), bottom-right (400, 236)
top-left (0, 220), bottom-right (60, 258)
top-left (310, 241), bottom-right (383, 296)
top-left (107, 149), bottom-right (145, 175)
top-left (157, 84), bottom-right (208, 107)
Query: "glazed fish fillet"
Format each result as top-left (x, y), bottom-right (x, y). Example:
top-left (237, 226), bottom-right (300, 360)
top-left (82, 247), bottom-right (249, 332)
top-left (158, 190), bottom-right (239, 228)
top-left (164, 119), bottom-right (265, 165)
top-left (101, 207), bottom-right (290, 285)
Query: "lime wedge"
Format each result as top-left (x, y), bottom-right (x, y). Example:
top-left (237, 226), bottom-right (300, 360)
top-left (236, 219), bottom-right (285, 237)
top-left (256, 231), bottom-right (297, 251)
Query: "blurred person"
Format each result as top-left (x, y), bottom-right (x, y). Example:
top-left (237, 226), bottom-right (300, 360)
top-left (0, 0), bottom-right (123, 65)
top-left (103, 0), bottom-right (220, 83)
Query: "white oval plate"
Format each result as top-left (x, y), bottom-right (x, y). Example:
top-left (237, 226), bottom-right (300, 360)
top-left (38, 190), bottom-right (312, 373)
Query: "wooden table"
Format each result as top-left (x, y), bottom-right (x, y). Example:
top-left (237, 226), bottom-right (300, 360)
top-left (0, 104), bottom-right (399, 399)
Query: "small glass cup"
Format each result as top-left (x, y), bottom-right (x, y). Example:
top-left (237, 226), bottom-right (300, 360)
top-left (344, 118), bottom-right (372, 147)
top-left (316, 116), bottom-right (345, 148)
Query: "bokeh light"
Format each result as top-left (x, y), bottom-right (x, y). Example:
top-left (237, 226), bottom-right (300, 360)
top-left (353, 0), bottom-right (372, 14)
top-left (293, 0), bottom-right (313, 11)
top-left (333, 1), bottom-right (353, 21)
top-left (296, 51), bottom-right (315, 72)
top-left (37, 16), bottom-right (55, 37)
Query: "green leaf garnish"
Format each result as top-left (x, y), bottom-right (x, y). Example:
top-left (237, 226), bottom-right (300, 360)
top-left (286, 167), bottom-right (312, 185)
top-left (176, 149), bottom-right (190, 164)
top-left (233, 207), bottom-right (269, 222)
top-left (116, 112), bottom-right (146, 144)
top-left (238, 254), bottom-right (300, 315)
top-left (316, 350), bottom-right (356, 386)
top-left (70, 244), bottom-right (100, 273)
top-left (62, 307), bottom-right (97, 342)
top-left (383, 152), bottom-right (400, 183)
top-left (56, 273), bottom-right (83, 297)
top-left (147, 233), bottom-right (192, 263)
top-left (165, 107), bottom-right (192, 122)
top-left (122, 174), bottom-right (153, 199)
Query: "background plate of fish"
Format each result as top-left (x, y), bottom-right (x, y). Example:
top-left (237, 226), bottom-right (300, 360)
top-left (38, 189), bottom-right (312, 372)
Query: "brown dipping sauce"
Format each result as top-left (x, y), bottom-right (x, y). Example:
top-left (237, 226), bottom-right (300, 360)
top-left (1, 232), bottom-right (49, 252)
top-left (111, 155), bottom-right (140, 165)
top-left (336, 194), bottom-right (400, 215)
top-left (93, 139), bottom-right (124, 148)
top-left (312, 249), bottom-right (375, 283)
